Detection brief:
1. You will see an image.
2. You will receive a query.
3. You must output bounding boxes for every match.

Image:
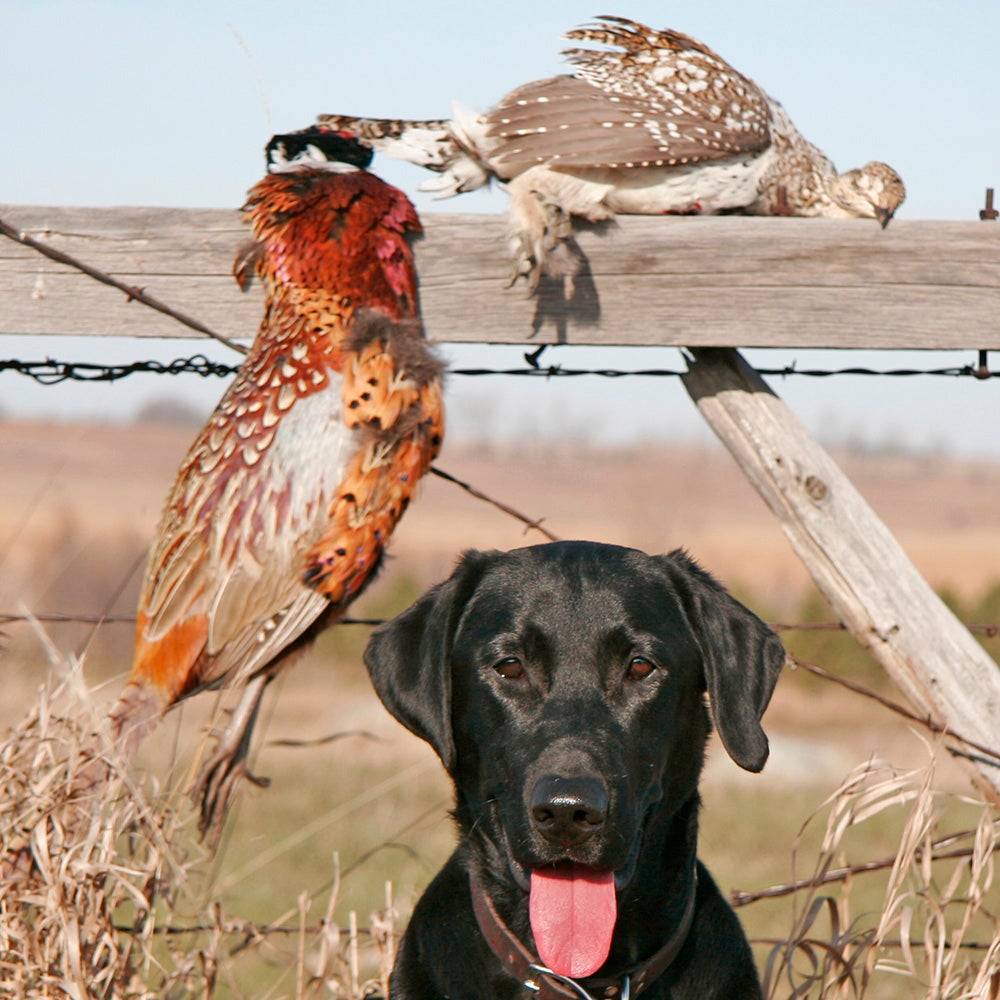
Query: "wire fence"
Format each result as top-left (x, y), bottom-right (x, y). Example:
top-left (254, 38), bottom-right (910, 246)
top-left (3, 609), bottom-right (998, 767)
top-left (3, 610), bottom-right (999, 637)
top-left (1, 351), bottom-right (997, 385)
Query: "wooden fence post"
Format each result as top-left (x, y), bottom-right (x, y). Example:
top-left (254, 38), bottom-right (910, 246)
top-left (681, 348), bottom-right (1000, 804)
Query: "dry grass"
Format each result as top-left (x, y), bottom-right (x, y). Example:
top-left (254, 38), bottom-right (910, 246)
top-left (0, 660), bottom-right (186, 998)
top-left (2, 649), bottom-right (997, 999)
top-left (754, 756), bottom-right (999, 999)
top-left (0, 654), bottom-right (401, 999)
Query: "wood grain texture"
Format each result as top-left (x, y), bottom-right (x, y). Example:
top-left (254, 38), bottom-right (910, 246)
top-left (681, 348), bottom-right (1000, 802)
top-left (1, 206), bottom-right (997, 348)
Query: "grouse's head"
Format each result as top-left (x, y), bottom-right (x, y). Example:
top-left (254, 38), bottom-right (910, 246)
top-left (266, 126), bottom-right (374, 173)
top-left (832, 161), bottom-right (906, 228)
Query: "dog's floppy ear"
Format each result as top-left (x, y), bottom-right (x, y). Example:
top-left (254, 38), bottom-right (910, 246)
top-left (363, 550), bottom-right (493, 773)
top-left (660, 549), bottom-right (786, 772)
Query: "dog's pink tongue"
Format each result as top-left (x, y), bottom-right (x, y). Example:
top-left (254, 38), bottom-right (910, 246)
top-left (529, 865), bottom-right (616, 979)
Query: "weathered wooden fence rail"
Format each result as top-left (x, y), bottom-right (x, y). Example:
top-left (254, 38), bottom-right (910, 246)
top-left (1, 205), bottom-right (998, 800)
top-left (1, 206), bottom-right (998, 348)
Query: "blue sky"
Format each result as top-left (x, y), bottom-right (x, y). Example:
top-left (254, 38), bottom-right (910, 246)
top-left (2, 0), bottom-right (998, 454)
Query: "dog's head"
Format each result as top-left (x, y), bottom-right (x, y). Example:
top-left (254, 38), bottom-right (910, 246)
top-left (366, 541), bottom-right (784, 974)
top-left (366, 539), bottom-right (783, 863)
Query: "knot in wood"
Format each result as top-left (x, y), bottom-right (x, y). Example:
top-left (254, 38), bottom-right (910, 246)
top-left (803, 474), bottom-right (828, 501)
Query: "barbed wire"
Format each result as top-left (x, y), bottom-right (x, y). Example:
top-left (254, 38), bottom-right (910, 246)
top-left (771, 620), bottom-right (1000, 638)
top-left (8, 609), bottom-right (996, 765)
top-left (788, 654), bottom-right (1000, 768)
top-left (3, 211), bottom-right (995, 388)
top-left (0, 355), bottom-right (238, 384)
top-left (732, 830), bottom-right (999, 908)
top-left (1, 353), bottom-right (996, 384)
top-left (7, 611), bottom-right (998, 766)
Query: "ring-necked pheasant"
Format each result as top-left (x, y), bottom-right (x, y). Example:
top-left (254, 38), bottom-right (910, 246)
top-left (108, 127), bottom-right (444, 836)
top-left (315, 15), bottom-right (905, 286)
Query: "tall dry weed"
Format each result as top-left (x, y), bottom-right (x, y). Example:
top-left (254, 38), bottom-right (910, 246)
top-left (0, 655), bottom-right (195, 998)
top-left (759, 754), bottom-right (999, 999)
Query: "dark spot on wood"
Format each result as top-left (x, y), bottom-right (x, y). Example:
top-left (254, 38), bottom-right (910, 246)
top-left (804, 474), bottom-right (828, 501)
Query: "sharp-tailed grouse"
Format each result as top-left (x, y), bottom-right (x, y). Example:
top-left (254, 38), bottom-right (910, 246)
top-left (316, 16), bottom-right (905, 285)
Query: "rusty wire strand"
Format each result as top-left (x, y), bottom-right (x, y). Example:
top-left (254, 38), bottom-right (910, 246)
top-left (429, 466), bottom-right (559, 541)
top-left (731, 835), bottom-right (998, 907)
top-left (4, 611), bottom-right (998, 636)
top-left (772, 620), bottom-right (1000, 638)
top-left (788, 654), bottom-right (1000, 766)
top-left (7, 615), bottom-right (997, 759)
top-left (0, 218), bottom-right (249, 356)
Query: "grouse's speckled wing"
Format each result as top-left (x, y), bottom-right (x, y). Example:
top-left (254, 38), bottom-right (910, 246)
top-left (484, 16), bottom-right (772, 175)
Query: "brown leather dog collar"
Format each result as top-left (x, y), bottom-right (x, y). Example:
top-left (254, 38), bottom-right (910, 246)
top-left (469, 869), bottom-right (698, 1000)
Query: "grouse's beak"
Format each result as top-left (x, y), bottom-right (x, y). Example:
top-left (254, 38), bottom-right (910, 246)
top-left (876, 206), bottom-right (893, 229)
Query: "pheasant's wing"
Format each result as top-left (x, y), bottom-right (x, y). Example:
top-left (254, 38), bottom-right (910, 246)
top-left (134, 365), bottom-right (355, 704)
top-left (484, 17), bottom-right (771, 175)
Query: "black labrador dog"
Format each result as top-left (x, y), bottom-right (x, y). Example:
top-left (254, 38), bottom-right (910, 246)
top-left (364, 541), bottom-right (785, 1000)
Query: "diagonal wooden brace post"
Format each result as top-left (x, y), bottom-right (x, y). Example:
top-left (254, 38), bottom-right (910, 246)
top-left (681, 347), bottom-right (1000, 804)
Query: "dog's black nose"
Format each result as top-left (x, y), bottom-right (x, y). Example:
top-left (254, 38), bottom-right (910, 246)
top-left (530, 775), bottom-right (609, 847)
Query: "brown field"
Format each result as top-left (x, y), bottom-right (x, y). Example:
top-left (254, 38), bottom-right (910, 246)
top-left (4, 416), bottom-right (999, 605)
top-left (1, 417), bottom-right (998, 997)
top-left (2, 415), bottom-right (999, 791)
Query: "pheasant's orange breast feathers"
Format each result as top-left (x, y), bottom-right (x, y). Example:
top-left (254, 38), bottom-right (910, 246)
top-left (302, 383), bottom-right (444, 602)
top-left (304, 311), bottom-right (444, 601)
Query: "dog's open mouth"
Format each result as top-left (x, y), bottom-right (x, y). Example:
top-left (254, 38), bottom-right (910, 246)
top-left (529, 863), bottom-right (617, 979)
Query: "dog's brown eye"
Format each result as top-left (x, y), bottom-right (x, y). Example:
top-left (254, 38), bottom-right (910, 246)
top-left (626, 656), bottom-right (656, 681)
top-left (493, 657), bottom-right (525, 680)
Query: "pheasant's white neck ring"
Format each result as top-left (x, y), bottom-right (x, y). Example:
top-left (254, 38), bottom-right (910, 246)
top-left (267, 143), bottom-right (363, 174)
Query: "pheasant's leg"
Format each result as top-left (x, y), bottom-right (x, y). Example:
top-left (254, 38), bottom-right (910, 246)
top-left (192, 673), bottom-right (271, 840)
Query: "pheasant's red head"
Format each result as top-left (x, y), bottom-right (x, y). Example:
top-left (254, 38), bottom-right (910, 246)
top-left (241, 161), bottom-right (421, 320)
